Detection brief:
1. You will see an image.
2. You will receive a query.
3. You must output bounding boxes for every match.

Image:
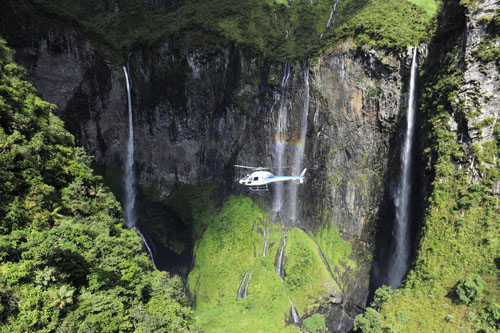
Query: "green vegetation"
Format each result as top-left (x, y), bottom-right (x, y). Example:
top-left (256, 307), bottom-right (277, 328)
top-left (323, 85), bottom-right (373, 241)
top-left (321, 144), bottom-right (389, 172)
top-left (330, 0), bottom-right (435, 50)
top-left (408, 0), bottom-right (438, 17)
top-left (171, 191), bottom-right (349, 331)
top-left (472, 8), bottom-right (500, 66)
top-left (354, 308), bottom-right (382, 333)
top-left (165, 183), bottom-right (217, 245)
top-left (284, 228), bottom-right (339, 315)
top-left (188, 195), bottom-right (264, 310)
top-left (186, 195), bottom-right (298, 331)
top-left (8, 0), bottom-right (436, 62)
top-left (370, 285), bottom-right (394, 310)
top-left (0, 39), bottom-right (195, 331)
top-left (455, 273), bottom-right (485, 306)
top-left (354, 1), bottom-right (499, 331)
top-left (314, 224), bottom-right (354, 270)
top-left (302, 313), bottom-right (327, 332)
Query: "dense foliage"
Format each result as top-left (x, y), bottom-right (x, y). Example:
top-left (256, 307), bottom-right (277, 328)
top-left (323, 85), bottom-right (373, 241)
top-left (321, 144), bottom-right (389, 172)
top-left (0, 39), bottom-right (195, 332)
top-left (455, 273), bottom-right (485, 306)
top-left (7, 0), bottom-right (434, 62)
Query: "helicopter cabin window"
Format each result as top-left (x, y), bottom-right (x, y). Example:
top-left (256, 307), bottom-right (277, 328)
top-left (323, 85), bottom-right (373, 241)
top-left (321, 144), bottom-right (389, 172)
top-left (253, 177), bottom-right (259, 181)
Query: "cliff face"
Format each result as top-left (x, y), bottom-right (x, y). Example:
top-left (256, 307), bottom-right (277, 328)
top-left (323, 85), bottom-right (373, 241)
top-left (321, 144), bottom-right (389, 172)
top-left (0, 6), bottom-right (414, 329)
top-left (454, 0), bottom-right (499, 189)
top-left (8, 29), bottom-right (409, 224)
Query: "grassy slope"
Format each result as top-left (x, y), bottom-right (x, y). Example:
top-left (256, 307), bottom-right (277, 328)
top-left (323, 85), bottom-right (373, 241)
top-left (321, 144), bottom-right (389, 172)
top-left (284, 228), bottom-right (340, 316)
top-left (409, 0), bottom-right (438, 17)
top-left (186, 194), bottom-right (297, 331)
top-left (168, 189), bottom-right (353, 331)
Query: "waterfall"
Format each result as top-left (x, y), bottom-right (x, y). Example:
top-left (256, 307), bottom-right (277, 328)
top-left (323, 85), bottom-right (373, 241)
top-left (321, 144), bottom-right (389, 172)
top-left (138, 231), bottom-right (156, 266)
top-left (288, 296), bottom-right (300, 323)
top-left (387, 48), bottom-right (418, 288)
top-left (237, 271), bottom-right (250, 300)
top-left (123, 66), bottom-right (136, 228)
top-left (273, 61), bottom-right (292, 212)
top-left (327, 0), bottom-right (340, 28)
top-left (289, 61), bottom-right (310, 222)
top-left (263, 227), bottom-right (270, 257)
top-left (275, 231), bottom-right (299, 323)
top-left (276, 231), bottom-right (289, 279)
top-left (243, 271), bottom-right (252, 298)
top-left (123, 65), bottom-right (156, 267)
top-left (237, 270), bottom-right (252, 300)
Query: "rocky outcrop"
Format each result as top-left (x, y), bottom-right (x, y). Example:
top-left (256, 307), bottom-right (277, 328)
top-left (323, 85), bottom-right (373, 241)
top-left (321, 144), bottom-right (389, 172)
top-left (455, 0), bottom-right (500, 187)
top-left (305, 42), bottom-right (407, 238)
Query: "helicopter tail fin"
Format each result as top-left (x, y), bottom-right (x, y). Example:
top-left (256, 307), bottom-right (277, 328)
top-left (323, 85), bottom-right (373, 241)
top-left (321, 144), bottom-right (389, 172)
top-left (299, 168), bottom-right (307, 183)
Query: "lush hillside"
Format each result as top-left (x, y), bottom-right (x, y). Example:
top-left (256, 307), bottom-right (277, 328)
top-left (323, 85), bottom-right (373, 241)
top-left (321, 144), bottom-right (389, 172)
top-left (354, 1), bottom-right (500, 332)
top-left (0, 39), bottom-right (195, 332)
top-left (156, 185), bottom-right (354, 331)
top-left (6, 0), bottom-right (434, 61)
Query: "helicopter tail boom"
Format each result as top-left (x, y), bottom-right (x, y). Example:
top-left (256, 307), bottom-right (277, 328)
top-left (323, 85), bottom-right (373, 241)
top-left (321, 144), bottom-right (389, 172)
top-left (299, 168), bottom-right (307, 183)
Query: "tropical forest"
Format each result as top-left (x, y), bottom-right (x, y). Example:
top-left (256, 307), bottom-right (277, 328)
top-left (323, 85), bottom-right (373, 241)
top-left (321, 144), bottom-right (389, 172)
top-left (0, 0), bottom-right (498, 332)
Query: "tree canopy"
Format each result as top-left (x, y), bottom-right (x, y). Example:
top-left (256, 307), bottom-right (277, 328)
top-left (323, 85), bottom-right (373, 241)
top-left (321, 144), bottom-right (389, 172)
top-left (0, 38), bottom-right (196, 332)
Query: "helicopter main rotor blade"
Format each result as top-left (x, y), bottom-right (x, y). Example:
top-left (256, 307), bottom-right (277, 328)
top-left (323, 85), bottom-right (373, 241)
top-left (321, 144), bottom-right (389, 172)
top-left (234, 165), bottom-right (258, 169)
top-left (269, 166), bottom-right (295, 169)
top-left (234, 165), bottom-right (271, 170)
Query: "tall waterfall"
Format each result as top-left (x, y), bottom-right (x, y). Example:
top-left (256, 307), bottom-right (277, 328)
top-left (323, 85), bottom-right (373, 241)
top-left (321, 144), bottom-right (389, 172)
top-left (273, 61), bottom-right (292, 212)
top-left (123, 66), bottom-right (136, 228)
top-left (387, 48), bottom-right (418, 288)
top-left (289, 61), bottom-right (310, 222)
top-left (123, 66), bottom-right (155, 266)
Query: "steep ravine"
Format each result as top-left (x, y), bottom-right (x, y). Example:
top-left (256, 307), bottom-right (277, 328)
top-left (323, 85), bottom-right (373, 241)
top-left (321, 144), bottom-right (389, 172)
top-left (355, 1), bottom-right (500, 331)
top-left (0, 9), bottom-right (418, 331)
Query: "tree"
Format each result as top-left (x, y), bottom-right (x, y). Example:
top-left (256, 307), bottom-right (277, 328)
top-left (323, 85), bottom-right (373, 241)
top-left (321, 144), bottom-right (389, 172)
top-left (354, 308), bottom-right (382, 333)
top-left (371, 285), bottom-right (394, 310)
top-left (455, 273), bottom-right (484, 305)
top-left (50, 285), bottom-right (75, 310)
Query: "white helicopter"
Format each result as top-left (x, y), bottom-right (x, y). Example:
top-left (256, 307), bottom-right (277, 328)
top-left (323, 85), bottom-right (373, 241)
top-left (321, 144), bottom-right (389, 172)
top-left (235, 165), bottom-right (307, 192)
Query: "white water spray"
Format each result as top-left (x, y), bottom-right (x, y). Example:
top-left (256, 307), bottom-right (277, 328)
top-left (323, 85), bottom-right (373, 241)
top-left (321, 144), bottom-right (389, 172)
top-left (288, 296), bottom-right (300, 323)
top-left (327, 0), bottom-right (340, 28)
top-left (275, 231), bottom-right (299, 323)
top-left (243, 271), bottom-right (252, 298)
top-left (387, 48), bottom-right (418, 288)
top-left (289, 62), bottom-right (310, 222)
top-left (237, 271), bottom-right (250, 300)
top-left (123, 65), bottom-right (156, 267)
top-left (123, 66), bottom-right (136, 228)
top-left (263, 227), bottom-right (270, 257)
top-left (138, 231), bottom-right (156, 266)
top-left (273, 61), bottom-right (292, 212)
top-left (276, 231), bottom-right (289, 279)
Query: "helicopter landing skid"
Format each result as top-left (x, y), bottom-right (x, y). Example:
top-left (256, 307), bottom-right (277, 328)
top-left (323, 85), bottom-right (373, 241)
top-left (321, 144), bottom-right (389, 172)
top-left (248, 184), bottom-right (268, 192)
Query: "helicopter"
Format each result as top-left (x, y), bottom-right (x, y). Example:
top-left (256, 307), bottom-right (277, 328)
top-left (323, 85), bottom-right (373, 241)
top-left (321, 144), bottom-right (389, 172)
top-left (235, 165), bottom-right (307, 192)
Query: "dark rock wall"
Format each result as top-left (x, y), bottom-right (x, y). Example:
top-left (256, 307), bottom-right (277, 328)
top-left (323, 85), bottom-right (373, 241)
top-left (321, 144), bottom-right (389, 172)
top-left (0, 6), bottom-right (415, 325)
